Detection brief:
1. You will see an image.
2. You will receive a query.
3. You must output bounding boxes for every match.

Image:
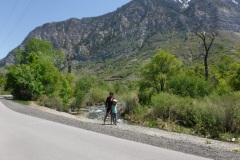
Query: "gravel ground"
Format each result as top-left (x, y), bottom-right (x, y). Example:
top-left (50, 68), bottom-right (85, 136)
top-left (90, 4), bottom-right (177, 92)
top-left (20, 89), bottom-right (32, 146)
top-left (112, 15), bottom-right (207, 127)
top-left (1, 98), bottom-right (240, 160)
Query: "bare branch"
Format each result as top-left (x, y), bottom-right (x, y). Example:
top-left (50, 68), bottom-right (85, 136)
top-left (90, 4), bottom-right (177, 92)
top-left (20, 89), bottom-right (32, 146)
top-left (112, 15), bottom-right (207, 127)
top-left (195, 25), bottom-right (216, 80)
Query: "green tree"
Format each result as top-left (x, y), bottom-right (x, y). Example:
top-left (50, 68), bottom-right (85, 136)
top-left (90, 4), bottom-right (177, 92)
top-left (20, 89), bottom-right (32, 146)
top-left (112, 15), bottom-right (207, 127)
top-left (0, 71), bottom-right (6, 94)
top-left (5, 38), bottom-right (72, 102)
top-left (5, 60), bottom-right (72, 100)
top-left (15, 38), bottom-right (65, 70)
top-left (73, 76), bottom-right (94, 108)
top-left (6, 63), bottom-right (38, 100)
top-left (229, 63), bottom-right (240, 91)
top-left (216, 55), bottom-right (234, 79)
top-left (140, 50), bottom-right (181, 93)
top-left (168, 74), bottom-right (213, 98)
top-left (212, 55), bottom-right (235, 94)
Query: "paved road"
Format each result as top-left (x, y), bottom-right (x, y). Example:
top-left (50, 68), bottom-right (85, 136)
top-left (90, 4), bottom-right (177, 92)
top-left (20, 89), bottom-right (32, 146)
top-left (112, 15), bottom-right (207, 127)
top-left (0, 101), bottom-right (212, 160)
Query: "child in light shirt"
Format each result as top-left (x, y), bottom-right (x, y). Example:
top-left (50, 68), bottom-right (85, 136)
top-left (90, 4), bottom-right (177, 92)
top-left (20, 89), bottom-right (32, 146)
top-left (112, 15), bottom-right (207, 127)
top-left (111, 99), bottom-right (118, 125)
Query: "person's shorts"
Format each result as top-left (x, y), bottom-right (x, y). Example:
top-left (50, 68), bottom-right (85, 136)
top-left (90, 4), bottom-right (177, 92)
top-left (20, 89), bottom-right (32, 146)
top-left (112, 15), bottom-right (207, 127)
top-left (106, 107), bottom-right (111, 113)
top-left (112, 113), bottom-right (117, 118)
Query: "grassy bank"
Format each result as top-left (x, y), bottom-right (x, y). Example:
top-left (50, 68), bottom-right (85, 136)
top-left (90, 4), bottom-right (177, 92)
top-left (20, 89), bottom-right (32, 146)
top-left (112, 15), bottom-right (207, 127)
top-left (123, 92), bottom-right (240, 142)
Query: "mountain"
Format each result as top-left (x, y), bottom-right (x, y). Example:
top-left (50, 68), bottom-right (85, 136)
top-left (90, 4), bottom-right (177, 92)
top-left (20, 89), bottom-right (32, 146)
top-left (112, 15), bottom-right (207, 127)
top-left (1, 0), bottom-right (240, 79)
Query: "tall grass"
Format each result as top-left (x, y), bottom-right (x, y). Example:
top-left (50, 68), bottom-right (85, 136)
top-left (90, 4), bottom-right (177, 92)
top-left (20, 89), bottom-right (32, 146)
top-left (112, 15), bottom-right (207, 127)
top-left (124, 92), bottom-right (240, 139)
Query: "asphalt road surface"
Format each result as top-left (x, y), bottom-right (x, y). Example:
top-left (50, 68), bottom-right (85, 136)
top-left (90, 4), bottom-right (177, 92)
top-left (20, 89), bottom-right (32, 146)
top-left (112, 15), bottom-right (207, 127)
top-left (0, 101), bottom-right (212, 160)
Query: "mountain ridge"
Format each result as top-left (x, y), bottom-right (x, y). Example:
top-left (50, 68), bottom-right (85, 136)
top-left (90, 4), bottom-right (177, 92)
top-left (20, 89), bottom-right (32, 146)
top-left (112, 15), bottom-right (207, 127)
top-left (1, 0), bottom-right (240, 77)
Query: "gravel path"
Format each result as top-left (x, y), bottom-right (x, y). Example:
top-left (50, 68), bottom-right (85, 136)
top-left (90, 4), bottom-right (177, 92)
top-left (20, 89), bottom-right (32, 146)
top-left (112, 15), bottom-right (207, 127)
top-left (1, 99), bottom-right (240, 160)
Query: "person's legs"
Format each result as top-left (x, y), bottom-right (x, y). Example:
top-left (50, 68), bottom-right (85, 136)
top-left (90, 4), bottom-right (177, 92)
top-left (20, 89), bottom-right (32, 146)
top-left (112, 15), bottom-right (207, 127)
top-left (112, 113), bottom-right (117, 125)
top-left (110, 112), bottom-right (114, 125)
top-left (103, 107), bottom-right (111, 124)
top-left (115, 113), bottom-right (117, 125)
top-left (103, 112), bottom-right (109, 124)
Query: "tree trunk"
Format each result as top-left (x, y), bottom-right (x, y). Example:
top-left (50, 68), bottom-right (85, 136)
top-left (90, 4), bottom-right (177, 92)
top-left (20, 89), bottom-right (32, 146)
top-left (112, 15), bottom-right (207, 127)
top-left (195, 28), bottom-right (215, 81)
top-left (160, 79), bottom-right (164, 92)
top-left (204, 52), bottom-right (209, 80)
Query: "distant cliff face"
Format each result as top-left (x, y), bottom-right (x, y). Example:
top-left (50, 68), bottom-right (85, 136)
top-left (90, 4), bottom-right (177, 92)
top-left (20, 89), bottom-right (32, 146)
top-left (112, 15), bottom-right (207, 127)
top-left (25, 0), bottom-right (189, 61)
top-left (1, 0), bottom-right (240, 67)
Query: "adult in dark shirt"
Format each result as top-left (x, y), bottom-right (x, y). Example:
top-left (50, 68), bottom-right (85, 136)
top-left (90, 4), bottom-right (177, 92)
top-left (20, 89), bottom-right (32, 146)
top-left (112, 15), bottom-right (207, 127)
top-left (103, 92), bottom-right (114, 125)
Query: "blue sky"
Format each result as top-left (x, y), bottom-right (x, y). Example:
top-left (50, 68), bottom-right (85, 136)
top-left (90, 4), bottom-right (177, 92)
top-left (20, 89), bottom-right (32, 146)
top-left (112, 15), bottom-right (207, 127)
top-left (0, 0), bottom-right (131, 59)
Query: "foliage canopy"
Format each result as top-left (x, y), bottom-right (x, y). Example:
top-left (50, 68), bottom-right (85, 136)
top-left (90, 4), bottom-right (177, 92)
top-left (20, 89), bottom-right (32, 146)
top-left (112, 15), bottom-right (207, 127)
top-left (140, 50), bottom-right (181, 93)
top-left (5, 38), bottom-right (72, 102)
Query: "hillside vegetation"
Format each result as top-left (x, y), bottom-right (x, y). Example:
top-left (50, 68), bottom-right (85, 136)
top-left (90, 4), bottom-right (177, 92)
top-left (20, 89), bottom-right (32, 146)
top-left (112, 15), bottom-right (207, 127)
top-left (72, 30), bottom-right (240, 81)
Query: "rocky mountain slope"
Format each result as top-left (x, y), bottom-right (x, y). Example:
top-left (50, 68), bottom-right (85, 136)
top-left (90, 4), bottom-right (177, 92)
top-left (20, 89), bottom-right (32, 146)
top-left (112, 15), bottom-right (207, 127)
top-left (1, 0), bottom-right (240, 79)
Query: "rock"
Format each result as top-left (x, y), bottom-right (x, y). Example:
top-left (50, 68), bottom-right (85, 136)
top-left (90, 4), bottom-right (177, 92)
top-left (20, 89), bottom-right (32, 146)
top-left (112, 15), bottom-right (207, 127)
top-left (1, 0), bottom-right (240, 69)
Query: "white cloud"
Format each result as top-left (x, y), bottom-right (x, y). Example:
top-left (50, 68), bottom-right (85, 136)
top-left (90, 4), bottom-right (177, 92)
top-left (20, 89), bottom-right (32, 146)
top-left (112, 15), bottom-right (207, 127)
top-left (232, 0), bottom-right (239, 4)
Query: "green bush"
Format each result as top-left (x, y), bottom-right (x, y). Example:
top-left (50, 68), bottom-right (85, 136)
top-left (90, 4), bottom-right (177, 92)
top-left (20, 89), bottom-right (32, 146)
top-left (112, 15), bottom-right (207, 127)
top-left (72, 76), bottom-right (94, 108)
top-left (151, 93), bottom-right (179, 121)
top-left (123, 92), bottom-right (139, 115)
top-left (168, 74), bottom-right (213, 98)
top-left (149, 92), bottom-right (240, 138)
top-left (191, 93), bottom-right (240, 137)
top-left (209, 92), bottom-right (240, 133)
top-left (131, 105), bottom-right (149, 124)
top-left (214, 78), bottom-right (232, 95)
top-left (37, 95), bottom-right (49, 106)
top-left (83, 88), bottom-right (108, 106)
top-left (151, 93), bottom-right (197, 126)
top-left (37, 95), bottom-right (66, 112)
top-left (193, 99), bottom-right (225, 138)
top-left (168, 93), bottom-right (223, 137)
top-left (96, 80), bottom-right (111, 91)
top-left (229, 63), bottom-right (240, 91)
top-left (138, 80), bottom-right (155, 105)
top-left (0, 73), bottom-right (6, 94)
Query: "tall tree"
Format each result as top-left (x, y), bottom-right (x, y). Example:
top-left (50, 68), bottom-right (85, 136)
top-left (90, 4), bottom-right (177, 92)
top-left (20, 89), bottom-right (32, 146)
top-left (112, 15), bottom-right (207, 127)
top-left (195, 25), bottom-right (216, 80)
top-left (15, 38), bottom-right (65, 70)
top-left (140, 50), bottom-right (181, 93)
top-left (6, 38), bottom-right (72, 101)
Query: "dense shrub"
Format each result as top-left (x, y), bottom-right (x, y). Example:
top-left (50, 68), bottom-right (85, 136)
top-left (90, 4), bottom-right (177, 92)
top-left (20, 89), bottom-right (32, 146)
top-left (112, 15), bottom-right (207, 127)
top-left (125, 104), bottom-right (149, 125)
top-left (214, 78), bottom-right (232, 95)
top-left (193, 99), bottom-right (225, 138)
top-left (72, 76), bottom-right (94, 108)
top-left (151, 93), bottom-right (178, 120)
top-left (141, 92), bottom-right (240, 138)
top-left (113, 82), bottom-right (127, 94)
top-left (37, 95), bottom-right (66, 111)
top-left (138, 80), bottom-right (155, 105)
top-left (0, 73), bottom-right (6, 94)
top-left (83, 88), bottom-right (108, 106)
top-left (209, 92), bottom-right (240, 133)
top-left (229, 63), bottom-right (240, 91)
top-left (168, 74), bottom-right (213, 98)
top-left (123, 92), bottom-right (139, 115)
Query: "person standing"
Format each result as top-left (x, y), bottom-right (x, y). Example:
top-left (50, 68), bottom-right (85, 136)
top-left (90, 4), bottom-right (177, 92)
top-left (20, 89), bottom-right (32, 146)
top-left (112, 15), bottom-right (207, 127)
top-left (103, 92), bottom-right (114, 125)
top-left (111, 99), bottom-right (118, 125)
